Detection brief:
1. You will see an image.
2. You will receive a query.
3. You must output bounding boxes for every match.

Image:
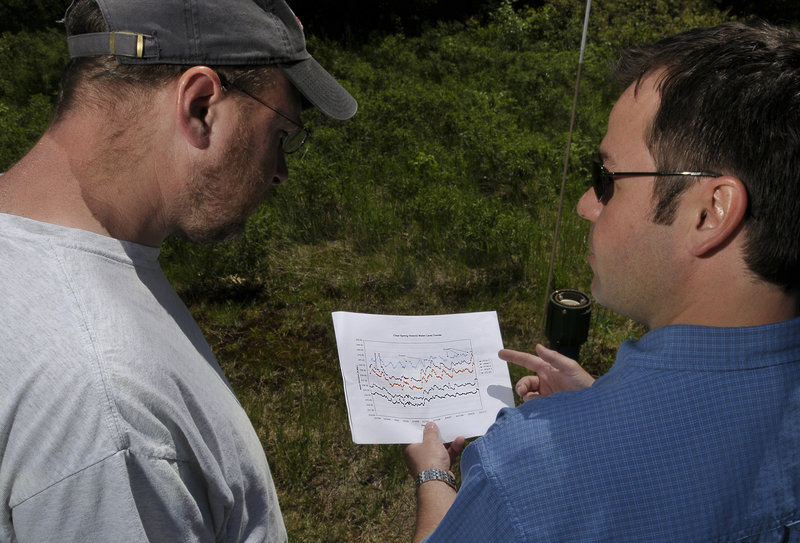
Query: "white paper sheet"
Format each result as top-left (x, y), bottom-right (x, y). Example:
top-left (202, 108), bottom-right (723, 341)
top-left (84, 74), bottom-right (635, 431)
top-left (332, 311), bottom-right (515, 444)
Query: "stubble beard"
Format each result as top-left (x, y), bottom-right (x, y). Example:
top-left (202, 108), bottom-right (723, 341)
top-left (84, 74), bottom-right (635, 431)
top-left (178, 123), bottom-right (268, 245)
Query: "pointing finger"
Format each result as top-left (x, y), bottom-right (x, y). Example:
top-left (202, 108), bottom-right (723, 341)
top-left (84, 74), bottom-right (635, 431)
top-left (534, 344), bottom-right (580, 369)
top-left (499, 348), bottom-right (548, 373)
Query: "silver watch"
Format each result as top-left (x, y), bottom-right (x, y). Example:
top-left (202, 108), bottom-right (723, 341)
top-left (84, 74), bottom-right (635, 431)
top-left (416, 468), bottom-right (458, 491)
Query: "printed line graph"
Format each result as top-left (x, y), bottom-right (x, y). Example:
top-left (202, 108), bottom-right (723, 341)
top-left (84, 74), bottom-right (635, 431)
top-left (363, 339), bottom-right (483, 419)
top-left (333, 311), bottom-right (513, 443)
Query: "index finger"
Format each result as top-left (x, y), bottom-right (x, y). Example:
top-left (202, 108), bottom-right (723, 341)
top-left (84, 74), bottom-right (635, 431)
top-left (498, 348), bottom-right (548, 373)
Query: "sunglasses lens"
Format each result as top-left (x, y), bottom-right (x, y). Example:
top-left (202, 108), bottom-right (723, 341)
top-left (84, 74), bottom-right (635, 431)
top-left (591, 162), bottom-right (613, 203)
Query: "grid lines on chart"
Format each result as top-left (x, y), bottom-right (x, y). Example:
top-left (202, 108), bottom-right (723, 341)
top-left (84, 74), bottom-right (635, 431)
top-left (365, 338), bottom-right (483, 419)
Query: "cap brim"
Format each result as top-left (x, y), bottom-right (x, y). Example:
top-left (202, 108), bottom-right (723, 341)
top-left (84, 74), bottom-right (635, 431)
top-left (279, 57), bottom-right (357, 121)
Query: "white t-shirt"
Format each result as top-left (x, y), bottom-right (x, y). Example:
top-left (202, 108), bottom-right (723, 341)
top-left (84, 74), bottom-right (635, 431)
top-left (0, 213), bottom-right (287, 542)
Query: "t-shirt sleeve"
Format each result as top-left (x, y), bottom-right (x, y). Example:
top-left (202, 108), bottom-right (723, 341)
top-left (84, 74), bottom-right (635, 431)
top-left (11, 449), bottom-right (219, 543)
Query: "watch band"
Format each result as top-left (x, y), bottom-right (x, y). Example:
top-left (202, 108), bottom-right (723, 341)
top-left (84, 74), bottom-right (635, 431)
top-left (416, 468), bottom-right (458, 492)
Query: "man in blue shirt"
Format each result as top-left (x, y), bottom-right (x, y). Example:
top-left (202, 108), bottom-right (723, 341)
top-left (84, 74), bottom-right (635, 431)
top-left (403, 21), bottom-right (800, 542)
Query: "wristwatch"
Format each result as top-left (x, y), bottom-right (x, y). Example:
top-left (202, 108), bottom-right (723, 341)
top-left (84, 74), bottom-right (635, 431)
top-left (416, 468), bottom-right (458, 492)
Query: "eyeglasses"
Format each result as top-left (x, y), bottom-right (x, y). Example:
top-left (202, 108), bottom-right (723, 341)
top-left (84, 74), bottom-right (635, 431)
top-left (220, 76), bottom-right (311, 154)
top-left (591, 161), bottom-right (722, 204)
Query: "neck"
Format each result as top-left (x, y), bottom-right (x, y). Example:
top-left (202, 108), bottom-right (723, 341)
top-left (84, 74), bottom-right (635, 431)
top-left (652, 264), bottom-right (798, 329)
top-left (0, 109), bottom-right (176, 247)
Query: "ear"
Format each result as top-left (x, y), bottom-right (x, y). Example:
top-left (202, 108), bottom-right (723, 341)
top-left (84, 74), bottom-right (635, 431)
top-left (688, 176), bottom-right (748, 257)
top-left (175, 66), bottom-right (226, 150)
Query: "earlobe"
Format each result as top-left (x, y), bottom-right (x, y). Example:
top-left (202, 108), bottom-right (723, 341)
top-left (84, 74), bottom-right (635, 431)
top-left (176, 67), bottom-right (224, 150)
top-left (690, 177), bottom-right (748, 257)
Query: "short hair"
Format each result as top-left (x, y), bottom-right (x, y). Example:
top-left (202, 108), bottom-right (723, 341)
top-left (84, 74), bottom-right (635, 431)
top-left (615, 21), bottom-right (800, 291)
top-left (54, 0), bottom-right (276, 121)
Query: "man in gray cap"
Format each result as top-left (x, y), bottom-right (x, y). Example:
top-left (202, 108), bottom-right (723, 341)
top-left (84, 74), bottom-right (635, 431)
top-left (0, 0), bottom-right (355, 541)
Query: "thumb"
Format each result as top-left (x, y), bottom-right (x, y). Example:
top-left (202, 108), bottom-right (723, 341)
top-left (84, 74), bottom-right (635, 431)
top-left (422, 421), bottom-right (441, 443)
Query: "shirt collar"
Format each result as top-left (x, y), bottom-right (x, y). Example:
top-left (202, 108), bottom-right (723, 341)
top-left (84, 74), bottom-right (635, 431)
top-left (616, 318), bottom-right (800, 371)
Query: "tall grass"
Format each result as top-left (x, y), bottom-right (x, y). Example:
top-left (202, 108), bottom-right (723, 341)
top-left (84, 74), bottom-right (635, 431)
top-left (162, 2), bottom-right (730, 541)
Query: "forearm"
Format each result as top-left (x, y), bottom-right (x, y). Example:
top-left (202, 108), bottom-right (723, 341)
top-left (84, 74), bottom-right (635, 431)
top-left (411, 479), bottom-right (457, 543)
top-left (403, 422), bottom-right (465, 542)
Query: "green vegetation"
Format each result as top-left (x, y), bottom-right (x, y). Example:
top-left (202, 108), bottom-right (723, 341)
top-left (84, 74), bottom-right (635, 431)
top-left (1, 1), bottom-right (780, 541)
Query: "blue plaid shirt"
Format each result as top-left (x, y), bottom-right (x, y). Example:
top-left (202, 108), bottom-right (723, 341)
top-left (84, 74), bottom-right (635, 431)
top-left (425, 318), bottom-right (800, 542)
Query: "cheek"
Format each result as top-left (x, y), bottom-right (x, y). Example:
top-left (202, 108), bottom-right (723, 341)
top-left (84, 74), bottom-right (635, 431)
top-left (593, 212), bottom-right (635, 256)
top-left (251, 136), bottom-right (281, 175)
top-left (590, 214), bottom-right (653, 290)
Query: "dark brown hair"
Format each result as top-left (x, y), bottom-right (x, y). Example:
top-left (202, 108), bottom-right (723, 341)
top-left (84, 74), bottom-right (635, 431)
top-left (615, 21), bottom-right (800, 291)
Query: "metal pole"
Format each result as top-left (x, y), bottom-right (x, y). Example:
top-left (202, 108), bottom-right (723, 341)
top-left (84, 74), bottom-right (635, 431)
top-left (541, 0), bottom-right (593, 333)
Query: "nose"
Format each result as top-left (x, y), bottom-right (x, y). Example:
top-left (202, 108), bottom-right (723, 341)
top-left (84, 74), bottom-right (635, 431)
top-left (273, 151), bottom-right (289, 185)
top-left (576, 187), bottom-right (602, 222)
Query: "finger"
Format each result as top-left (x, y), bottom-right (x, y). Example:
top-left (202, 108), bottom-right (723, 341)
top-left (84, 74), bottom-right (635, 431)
top-left (515, 375), bottom-right (540, 397)
top-left (534, 344), bottom-right (580, 370)
top-left (422, 421), bottom-right (441, 444)
top-left (447, 436), bottom-right (466, 462)
top-left (498, 348), bottom-right (548, 373)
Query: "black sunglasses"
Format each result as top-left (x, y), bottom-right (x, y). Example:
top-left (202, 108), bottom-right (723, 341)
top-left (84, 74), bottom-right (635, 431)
top-left (591, 161), bottom-right (722, 204)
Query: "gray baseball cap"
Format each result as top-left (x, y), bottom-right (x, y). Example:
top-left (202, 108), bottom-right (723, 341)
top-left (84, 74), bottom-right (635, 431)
top-left (65, 0), bottom-right (357, 120)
